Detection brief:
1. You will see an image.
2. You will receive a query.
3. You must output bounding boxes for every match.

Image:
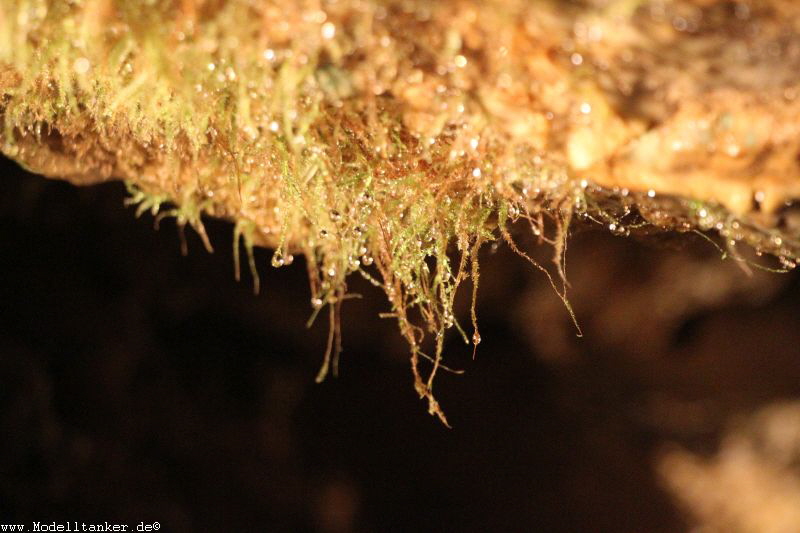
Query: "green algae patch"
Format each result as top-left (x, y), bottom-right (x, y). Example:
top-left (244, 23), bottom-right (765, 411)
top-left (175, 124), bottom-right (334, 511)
top-left (2, 0), bottom-right (800, 423)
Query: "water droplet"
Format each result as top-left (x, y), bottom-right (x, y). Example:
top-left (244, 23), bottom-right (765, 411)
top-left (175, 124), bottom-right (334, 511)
top-left (647, 189), bottom-right (656, 198)
top-left (726, 144), bottom-right (741, 157)
top-left (472, 167), bottom-right (482, 178)
top-left (361, 255), bottom-right (374, 266)
top-left (73, 57), bottom-right (91, 74)
top-left (311, 297), bottom-right (323, 309)
top-left (321, 22), bottom-right (336, 40)
top-left (319, 229), bottom-right (329, 239)
top-left (271, 252), bottom-right (285, 267)
top-left (327, 266), bottom-right (337, 278)
top-left (672, 16), bottom-right (688, 32)
top-left (329, 210), bottom-right (341, 222)
top-left (610, 224), bottom-right (627, 236)
top-left (472, 332), bottom-right (481, 345)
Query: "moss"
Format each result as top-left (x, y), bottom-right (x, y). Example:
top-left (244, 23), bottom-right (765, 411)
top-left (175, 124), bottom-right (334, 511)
top-left (2, 0), bottom-right (800, 423)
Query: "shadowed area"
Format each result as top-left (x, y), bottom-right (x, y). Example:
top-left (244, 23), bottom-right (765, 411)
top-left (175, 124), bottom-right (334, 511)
top-left (3, 155), bottom-right (800, 531)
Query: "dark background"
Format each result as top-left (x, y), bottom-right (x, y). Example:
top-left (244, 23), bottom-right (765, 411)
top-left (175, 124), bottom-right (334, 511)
top-left (2, 154), bottom-right (800, 532)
